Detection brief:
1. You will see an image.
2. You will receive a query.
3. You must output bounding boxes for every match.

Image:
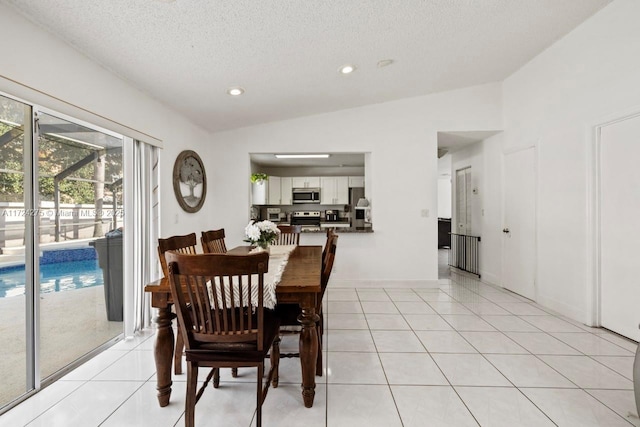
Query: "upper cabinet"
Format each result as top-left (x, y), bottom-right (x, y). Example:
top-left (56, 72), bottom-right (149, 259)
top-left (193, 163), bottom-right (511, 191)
top-left (280, 177), bottom-right (293, 205)
top-left (267, 176), bottom-right (281, 204)
top-left (252, 181), bottom-right (267, 205)
top-left (321, 176), bottom-right (349, 205)
top-left (267, 176), bottom-right (293, 205)
top-left (257, 175), bottom-right (358, 206)
top-left (348, 176), bottom-right (365, 188)
top-left (292, 176), bottom-right (320, 188)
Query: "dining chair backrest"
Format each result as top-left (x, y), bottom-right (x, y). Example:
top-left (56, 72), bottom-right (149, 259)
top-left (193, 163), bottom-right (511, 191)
top-left (157, 233), bottom-right (197, 278)
top-left (275, 225), bottom-right (301, 245)
top-left (166, 251), bottom-right (270, 352)
top-left (319, 235), bottom-right (338, 307)
top-left (322, 228), bottom-right (337, 269)
top-left (201, 229), bottom-right (228, 254)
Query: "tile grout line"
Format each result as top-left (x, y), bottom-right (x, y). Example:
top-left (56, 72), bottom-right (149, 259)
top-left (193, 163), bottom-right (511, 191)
top-left (356, 288), bottom-right (406, 427)
top-left (383, 287), bottom-right (483, 427)
top-left (445, 271), bottom-right (637, 426)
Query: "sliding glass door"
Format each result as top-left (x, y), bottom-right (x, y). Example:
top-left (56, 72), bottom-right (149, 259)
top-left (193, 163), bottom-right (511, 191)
top-left (37, 112), bottom-right (124, 379)
top-left (0, 94), bottom-right (31, 408)
top-left (0, 95), bottom-right (125, 410)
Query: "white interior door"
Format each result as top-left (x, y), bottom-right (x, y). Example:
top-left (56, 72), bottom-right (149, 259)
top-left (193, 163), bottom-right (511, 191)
top-left (503, 147), bottom-right (536, 300)
top-left (456, 168), bottom-right (471, 234)
top-left (600, 115), bottom-right (640, 341)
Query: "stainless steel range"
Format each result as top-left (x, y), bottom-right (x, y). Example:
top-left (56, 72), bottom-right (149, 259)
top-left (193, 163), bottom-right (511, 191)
top-left (291, 211), bottom-right (321, 232)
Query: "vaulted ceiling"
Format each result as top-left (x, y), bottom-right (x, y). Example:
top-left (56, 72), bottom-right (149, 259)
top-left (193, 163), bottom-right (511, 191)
top-left (4, 0), bottom-right (611, 133)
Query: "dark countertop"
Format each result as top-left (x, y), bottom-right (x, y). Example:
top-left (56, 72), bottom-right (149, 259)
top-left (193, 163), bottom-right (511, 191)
top-left (272, 219), bottom-right (372, 233)
top-left (301, 226), bottom-right (373, 233)
top-left (335, 227), bottom-right (373, 233)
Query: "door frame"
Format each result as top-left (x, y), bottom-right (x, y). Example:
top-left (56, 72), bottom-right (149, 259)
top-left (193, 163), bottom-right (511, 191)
top-left (501, 144), bottom-right (538, 299)
top-left (588, 108), bottom-right (640, 328)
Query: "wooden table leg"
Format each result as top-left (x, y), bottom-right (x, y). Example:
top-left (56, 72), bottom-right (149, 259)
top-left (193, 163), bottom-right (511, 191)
top-left (298, 303), bottom-right (320, 408)
top-left (154, 306), bottom-right (175, 407)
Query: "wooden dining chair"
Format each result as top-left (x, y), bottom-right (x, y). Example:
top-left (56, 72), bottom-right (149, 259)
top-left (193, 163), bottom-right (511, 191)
top-left (157, 233), bottom-right (198, 375)
top-left (322, 228), bottom-right (337, 267)
top-left (166, 251), bottom-right (280, 427)
top-left (275, 225), bottom-right (301, 245)
top-left (201, 229), bottom-right (228, 254)
top-left (273, 234), bottom-right (338, 385)
top-left (200, 228), bottom-right (241, 378)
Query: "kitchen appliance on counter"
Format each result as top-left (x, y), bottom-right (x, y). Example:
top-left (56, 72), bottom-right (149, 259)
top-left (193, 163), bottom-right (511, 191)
top-left (267, 207), bottom-right (281, 221)
top-left (324, 210), bottom-right (339, 222)
top-left (292, 188), bottom-right (320, 204)
top-left (291, 211), bottom-right (321, 231)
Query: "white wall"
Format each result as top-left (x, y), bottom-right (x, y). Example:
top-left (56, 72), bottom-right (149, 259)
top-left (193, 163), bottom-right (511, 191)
top-left (0, 3), bottom-right (212, 239)
top-left (208, 84), bottom-right (503, 284)
top-left (498, 0), bottom-right (640, 322)
top-left (480, 133), bottom-right (504, 286)
top-left (437, 154), bottom-right (452, 218)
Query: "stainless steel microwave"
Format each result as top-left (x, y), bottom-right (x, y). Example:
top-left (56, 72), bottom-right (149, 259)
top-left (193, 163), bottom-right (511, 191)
top-left (292, 188), bottom-right (320, 204)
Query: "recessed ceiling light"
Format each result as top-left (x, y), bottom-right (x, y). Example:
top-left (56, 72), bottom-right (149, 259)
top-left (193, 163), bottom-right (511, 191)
top-left (275, 154), bottom-right (330, 159)
top-left (226, 86), bottom-right (245, 96)
top-left (377, 59), bottom-right (394, 68)
top-left (338, 64), bottom-right (357, 74)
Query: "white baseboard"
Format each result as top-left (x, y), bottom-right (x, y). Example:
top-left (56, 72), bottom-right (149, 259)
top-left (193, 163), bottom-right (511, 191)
top-left (536, 293), bottom-right (584, 324)
top-left (480, 271), bottom-right (500, 287)
top-left (328, 279), bottom-right (440, 289)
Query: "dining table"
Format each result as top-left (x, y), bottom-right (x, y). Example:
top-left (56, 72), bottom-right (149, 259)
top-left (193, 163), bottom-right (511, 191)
top-left (143, 245), bottom-right (323, 408)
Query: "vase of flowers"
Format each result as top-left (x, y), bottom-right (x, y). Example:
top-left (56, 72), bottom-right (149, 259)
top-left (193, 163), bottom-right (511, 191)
top-left (244, 220), bottom-right (280, 251)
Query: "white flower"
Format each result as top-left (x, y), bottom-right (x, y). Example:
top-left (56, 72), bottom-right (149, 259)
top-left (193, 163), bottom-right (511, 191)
top-left (244, 222), bottom-right (261, 241)
top-left (244, 220), bottom-right (281, 246)
top-left (257, 220), bottom-right (279, 233)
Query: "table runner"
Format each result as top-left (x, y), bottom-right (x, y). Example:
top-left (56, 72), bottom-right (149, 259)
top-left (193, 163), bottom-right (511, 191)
top-left (207, 245), bottom-right (296, 310)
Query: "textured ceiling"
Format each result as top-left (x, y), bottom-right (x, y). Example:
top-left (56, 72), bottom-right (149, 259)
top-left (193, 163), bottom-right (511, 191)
top-left (3, 0), bottom-right (611, 133)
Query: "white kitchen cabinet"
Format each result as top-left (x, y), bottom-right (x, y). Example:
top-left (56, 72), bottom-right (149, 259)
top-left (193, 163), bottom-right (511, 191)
top-left (251, 181), bottom-right (267, 205)
top-left (280, 177), bottom-right (293, 205)
top-left (321, 176), bottom-right (349, 205)
top-left (336, 176), bottom-right (349, 204)
top-left (268, 176), bottom-right (281, 204)
top-left (265, 176), bottom-right (293, 205)
top-left (292, 176), bottom-right (320, 188)
top-left (348, 176), bottom-right (365, 188)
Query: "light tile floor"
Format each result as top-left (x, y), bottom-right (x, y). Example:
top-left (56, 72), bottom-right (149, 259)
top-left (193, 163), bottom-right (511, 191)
top-left (2, 271), bottom-right (639, 426)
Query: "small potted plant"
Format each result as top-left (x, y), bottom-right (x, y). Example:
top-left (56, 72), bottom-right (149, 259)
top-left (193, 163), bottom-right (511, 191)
top-left (250, 173), bottom-right (268, 184)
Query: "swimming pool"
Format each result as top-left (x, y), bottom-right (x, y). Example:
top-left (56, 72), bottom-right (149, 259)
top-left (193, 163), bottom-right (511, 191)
top-left (0, 255), bottom-right (104, 298)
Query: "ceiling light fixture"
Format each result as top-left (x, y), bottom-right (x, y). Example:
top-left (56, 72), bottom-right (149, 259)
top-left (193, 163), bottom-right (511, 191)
top-left (338, 64), bottom-right (357, 74)
top-left (275, 154), bottom-right (330, 159)
top-left (377, 59), bottom-right (394, 68)
top-left (226, 86), bottom-right (245, 96)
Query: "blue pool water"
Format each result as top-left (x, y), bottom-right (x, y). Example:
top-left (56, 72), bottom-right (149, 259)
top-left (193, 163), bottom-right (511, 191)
top-left (0, 258), bottom-right (104, 298)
